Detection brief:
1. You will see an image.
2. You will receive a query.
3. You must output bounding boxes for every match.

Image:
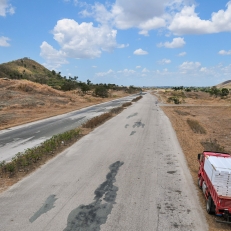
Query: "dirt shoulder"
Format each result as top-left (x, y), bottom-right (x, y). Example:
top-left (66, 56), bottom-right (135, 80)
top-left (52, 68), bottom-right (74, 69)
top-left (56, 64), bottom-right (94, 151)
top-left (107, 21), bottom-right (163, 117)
top-left (154, 90), bottom-right (231, 231)
top-left (0, 79), bottom-right (131, 130)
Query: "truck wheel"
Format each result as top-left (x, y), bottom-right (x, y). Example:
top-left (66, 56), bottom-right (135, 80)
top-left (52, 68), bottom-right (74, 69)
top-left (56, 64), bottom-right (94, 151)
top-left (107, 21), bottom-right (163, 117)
top-left (206, 196), bottom-right (215, 214)
top-left (198, 178), bottom-right (202, 189)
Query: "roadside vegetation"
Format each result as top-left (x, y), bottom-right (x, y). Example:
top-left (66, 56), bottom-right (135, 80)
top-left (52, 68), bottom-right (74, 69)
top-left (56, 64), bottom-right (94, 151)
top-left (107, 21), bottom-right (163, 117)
top-left (0, 129), bottom-right (81, 178)
top-left (0, 57), bottom-right (142, 95)
top-left (157, 86), bottom-right (231, 230)
top-left (0, 96), bottom-right (142, 181)
top-left (187, 119), bottom-right (206, 134)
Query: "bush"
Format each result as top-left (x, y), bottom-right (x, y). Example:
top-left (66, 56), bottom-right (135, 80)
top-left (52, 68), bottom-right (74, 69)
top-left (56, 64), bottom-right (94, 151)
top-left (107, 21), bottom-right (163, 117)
top-left (94, 86), bottom-right (108, 98)
top-left (167, 96), bottom-right (180, 104)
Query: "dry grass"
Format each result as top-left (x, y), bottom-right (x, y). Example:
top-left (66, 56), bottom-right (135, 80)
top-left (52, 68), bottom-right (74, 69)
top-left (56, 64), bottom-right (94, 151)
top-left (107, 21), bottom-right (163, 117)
top-left (82, 113), bottom-right (113, 129)
top-left (122, 102), bottom-right (132, 107)
top-left (158, 89), bottom-right (231, 231)
top-left (187, 119), bottom-right (206, 134)
top-left (0, 79), bottom-right (131, 130)
top-left (132, 95), bottom-right (143, 102)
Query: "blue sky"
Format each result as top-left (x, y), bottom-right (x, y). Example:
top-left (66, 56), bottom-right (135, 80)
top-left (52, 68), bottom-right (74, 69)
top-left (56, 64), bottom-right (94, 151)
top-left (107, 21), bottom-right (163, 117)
top-left (0, 0), bottom-right (231, 86)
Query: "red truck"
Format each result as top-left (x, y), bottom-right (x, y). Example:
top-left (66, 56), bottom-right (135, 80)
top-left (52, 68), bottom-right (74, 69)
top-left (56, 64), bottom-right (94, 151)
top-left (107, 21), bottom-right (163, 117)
top-left (198, 151), bottom-right (231, 224)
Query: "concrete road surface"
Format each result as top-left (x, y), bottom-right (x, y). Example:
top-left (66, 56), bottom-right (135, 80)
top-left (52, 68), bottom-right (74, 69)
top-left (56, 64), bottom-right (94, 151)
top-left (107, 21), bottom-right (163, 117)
top-left (0, 94), bottom-right (138, 162)
top-left (0, 93), bottom-right (208, 231)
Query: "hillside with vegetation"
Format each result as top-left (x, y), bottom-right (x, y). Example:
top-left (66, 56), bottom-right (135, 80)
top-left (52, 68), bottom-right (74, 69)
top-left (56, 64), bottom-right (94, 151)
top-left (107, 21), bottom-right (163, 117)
top-left (0, 58), bottom-right (141, 96)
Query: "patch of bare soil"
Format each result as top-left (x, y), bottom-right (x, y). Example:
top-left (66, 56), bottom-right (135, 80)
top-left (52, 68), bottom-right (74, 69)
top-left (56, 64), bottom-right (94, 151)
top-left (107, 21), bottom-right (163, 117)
top-left (157, 90), bottom-right (231, 231)
top-left (0, 79), bottom-right (130, 130)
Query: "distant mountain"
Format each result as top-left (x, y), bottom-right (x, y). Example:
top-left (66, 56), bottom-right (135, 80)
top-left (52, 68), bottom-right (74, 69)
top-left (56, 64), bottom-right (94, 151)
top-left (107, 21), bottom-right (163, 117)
top-left (0, 58), bottom-right (70, 90)
top-left (216, 80), bottom-right (231, 89)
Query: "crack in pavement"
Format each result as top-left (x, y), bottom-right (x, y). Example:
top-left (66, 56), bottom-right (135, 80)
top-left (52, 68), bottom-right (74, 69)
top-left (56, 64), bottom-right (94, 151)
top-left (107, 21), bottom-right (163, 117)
top-left (63, 161), bottom-right (124, 231)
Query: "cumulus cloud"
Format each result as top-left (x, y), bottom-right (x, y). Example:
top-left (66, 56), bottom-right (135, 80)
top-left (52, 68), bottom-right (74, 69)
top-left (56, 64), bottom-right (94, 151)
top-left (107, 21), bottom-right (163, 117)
top-left (117, 43), bottom-right (129, 48)
top-left (178, 51), bottom-right (186, 56)
top-left (158, 59), bottom-right (171, 64)
top-left (169, 2), bottom-right (231, 35)
top-left (41, 19), bottom-right (118, 67)
top-left (133, 48), bottom-right (148, 55)
top-left (218, 50), bottom-right (231, 55)
top-left (136, 66), bottom-right (141, 69)
top-left (179, 61), bottom-right (201, 74)
top-left (117, 69), bottom-right (136, 75)
top-left (96, 69), bottom-right (114, 77)
top-left (0, 0), bottom-right (15, 16)
top-left (158, 37), bottom-right (185, 48)
top-left (40, 41), bottom-right (68, 69)
top-left (0, 36), bottom-right (10, 47)
top-left (142, 68), bottom-right (150, 73)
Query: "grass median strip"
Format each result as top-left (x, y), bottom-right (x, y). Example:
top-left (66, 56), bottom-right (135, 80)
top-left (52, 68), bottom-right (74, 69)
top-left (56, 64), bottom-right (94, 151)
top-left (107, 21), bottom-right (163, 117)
top-left (0, 100), bottom-right (137, 187)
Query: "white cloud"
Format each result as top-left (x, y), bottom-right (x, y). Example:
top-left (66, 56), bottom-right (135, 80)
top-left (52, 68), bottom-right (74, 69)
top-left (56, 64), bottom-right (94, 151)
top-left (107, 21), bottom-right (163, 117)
top-left (158, 37), bottom-right (185, 48)
top-left (158, 59), bottom-right (171, 64)
top-left (179, 61), bottom-right (201, 74)
top-left (117, 69), bottom-right (136, 75)
top-left (0, 36), bottom-right (10, 47)
top-left (142, 68), bottom-right (150, 73)
top-left (133, 48), bottom-right (148, 55)
top-left (92, 66), bottom-right (97, 68)
top-left (41, 19), bottom-right (118, 66)
top-left (96, 69), bottom-right (114, 77)
top-left (218, 50), bottom-right (231, 55)
top-left (40, 41), bottom-right (68, 69)
top-left (117, 43), bottom-right (129, 48)
top-left (0, 0), bottom-right (15, 16)
top-left (136, 66), bottom-right (141, 69)
top-left (169, 2), bottom-right (231, 35)
top-left (178, 51), bottom-right (186, 56)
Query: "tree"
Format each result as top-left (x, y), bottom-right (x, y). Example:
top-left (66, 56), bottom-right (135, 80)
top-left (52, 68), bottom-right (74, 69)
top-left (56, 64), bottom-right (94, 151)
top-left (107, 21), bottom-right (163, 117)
top-left (80, 83), bottom-right (90, 94)
top-left (221, 88), bottom-right (229, 97)
top-left (87, 79), bottom-right (91, 85)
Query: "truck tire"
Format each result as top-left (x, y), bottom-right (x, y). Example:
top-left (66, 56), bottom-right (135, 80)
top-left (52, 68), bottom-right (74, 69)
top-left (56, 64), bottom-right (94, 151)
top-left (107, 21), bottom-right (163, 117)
top-left (198, 178), bottom-right (202, 189)
top-left (206, 196), bottom-right (215, 214)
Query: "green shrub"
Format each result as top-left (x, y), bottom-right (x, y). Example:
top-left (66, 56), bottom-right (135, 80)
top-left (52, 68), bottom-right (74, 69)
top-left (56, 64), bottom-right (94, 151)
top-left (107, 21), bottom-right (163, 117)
top-left (94, 86), bottom-right (109, 98)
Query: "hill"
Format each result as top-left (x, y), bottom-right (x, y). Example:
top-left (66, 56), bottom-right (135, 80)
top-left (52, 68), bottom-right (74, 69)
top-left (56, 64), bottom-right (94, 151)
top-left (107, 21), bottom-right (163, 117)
top-left (216, 80), bottom-right (231, 89)
top-left (0, 58), bottom-right (72, 90)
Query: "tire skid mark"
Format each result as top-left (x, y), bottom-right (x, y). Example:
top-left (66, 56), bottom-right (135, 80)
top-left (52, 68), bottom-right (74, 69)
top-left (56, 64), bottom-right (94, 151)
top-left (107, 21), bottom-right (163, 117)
top-left (63, 161), bottom-right (124, 231)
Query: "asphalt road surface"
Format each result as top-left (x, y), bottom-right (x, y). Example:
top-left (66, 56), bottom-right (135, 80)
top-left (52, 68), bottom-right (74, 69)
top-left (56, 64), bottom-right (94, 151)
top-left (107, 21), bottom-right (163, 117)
top-left (0, 94), bottom-right (138, 162)
top-left (0, 93), bottom-right (208, 231)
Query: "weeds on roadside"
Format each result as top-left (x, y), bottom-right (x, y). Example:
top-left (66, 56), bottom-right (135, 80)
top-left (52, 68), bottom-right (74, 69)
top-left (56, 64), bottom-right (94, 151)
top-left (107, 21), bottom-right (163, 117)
top-left (110, 106), bottom-right (124, 114)
top-left (82, 113), bottom-right (112, 129)
top-left (122, 102), bottom-right (132, 107)
top-left (0, 129), bottom-right (81, 177)
top-left (187, 119), bottom-right (206, 134)
top-left (174, 110), bottom-right (190, 116)
top-left (132, 95), bottom-right (142, 102)
top-left (201, 139), bottom-right (227, 153)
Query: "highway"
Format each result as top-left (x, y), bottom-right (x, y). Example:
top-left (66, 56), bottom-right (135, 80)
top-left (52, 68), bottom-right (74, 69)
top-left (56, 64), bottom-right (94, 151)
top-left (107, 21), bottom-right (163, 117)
top-left (0, 93), bottom-right (208, 230)
top-left (0, 94), bottom-right (137, 162)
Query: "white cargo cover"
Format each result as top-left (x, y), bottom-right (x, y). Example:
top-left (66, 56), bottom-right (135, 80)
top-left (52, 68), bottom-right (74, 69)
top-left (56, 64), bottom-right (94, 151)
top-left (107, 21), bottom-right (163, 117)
top-left (204, 155), bottom-right (231, 197)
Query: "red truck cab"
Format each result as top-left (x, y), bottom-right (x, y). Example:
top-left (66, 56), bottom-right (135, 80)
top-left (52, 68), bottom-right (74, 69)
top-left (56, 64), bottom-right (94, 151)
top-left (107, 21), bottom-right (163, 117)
top-left (198, 151), bottom-right (231, 224)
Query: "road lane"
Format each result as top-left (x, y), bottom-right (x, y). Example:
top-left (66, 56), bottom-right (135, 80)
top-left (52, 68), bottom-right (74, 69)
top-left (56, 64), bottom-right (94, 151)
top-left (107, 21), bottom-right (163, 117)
top-left (0, 94), bottom-right (138, 162)
top-left (0, 93), bottom-right (208, 230)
